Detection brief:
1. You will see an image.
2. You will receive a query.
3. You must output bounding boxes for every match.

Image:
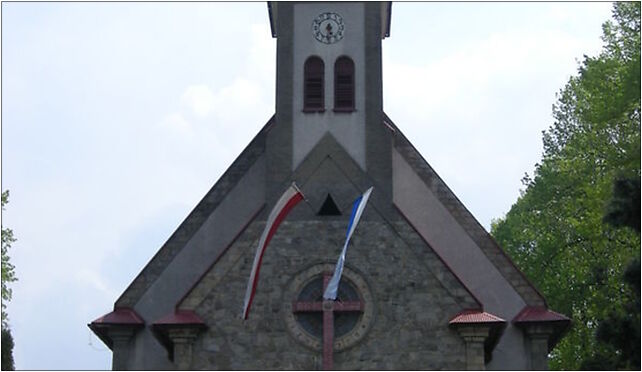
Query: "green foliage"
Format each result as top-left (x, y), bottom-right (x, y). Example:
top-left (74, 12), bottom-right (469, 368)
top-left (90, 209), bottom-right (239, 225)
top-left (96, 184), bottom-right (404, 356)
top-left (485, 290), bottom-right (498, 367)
top-left (1, 190), bottom-right (17, 330)
top-left (491, 2), bottom-right (641, 369)
top-left (1, 327), bottom-right (15, 371)
top-left (623, 257), bottom-right (640, 294)
top-left (585, 180), bottom-right (641, 371)
top-left (579, 258), bottom-right (640, 370)
top-left (603, 177), bottom-right (640, 233)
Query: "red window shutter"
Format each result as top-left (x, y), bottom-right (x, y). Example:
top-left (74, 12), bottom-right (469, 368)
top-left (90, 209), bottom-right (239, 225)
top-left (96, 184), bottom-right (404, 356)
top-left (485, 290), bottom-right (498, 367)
top-left (304, 57), bottom-right (324, 110)
top-left (334, 57), bottom-right (354, 111)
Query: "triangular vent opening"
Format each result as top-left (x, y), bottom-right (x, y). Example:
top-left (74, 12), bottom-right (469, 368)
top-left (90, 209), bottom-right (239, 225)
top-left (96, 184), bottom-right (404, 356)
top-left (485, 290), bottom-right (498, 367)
top-left (317, 194), bottom-right (342, 216)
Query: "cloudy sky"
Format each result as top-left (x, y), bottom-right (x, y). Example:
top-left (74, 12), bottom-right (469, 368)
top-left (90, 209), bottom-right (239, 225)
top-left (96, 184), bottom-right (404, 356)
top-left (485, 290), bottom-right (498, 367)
top-left (2, 2), bottom-right (613, 369)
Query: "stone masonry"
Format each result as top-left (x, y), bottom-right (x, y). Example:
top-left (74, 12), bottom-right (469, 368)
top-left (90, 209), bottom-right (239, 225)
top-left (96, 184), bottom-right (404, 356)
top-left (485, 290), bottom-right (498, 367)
top-left (179, 218), bottom-right (478, 370)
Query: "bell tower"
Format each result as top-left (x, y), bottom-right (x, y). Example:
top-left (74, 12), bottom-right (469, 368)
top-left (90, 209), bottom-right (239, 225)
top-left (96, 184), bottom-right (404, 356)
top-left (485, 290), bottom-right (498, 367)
top-left (266, 2), bottom-right (392, 204)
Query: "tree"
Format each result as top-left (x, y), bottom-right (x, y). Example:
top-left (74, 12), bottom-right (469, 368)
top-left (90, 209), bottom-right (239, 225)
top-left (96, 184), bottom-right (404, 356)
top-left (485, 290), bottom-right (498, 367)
top-left (491, 2), bottom-right (640, 369)
top-left (580, 179), bottom-right (640, 370)
top-left (578, 257), bottom-right (640, 370)
top-left (603, 177), bottom-right (640, 233)
top-left (1, 190), bottom-right (17, 329)
top-left (1, 328), bottom-right (15, 371)
top-left (1, 190), bottom-right (17, 371)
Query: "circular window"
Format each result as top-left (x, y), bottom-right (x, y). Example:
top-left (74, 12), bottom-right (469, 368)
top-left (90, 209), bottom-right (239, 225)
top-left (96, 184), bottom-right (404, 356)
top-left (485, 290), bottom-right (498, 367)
top-left (284, 263), bottom-right (374, 352)
top-left (294, 276), bottom-right (361, 339)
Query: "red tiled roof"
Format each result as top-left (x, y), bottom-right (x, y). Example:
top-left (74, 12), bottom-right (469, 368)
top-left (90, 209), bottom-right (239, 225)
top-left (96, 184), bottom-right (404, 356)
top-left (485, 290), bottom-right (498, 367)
top-left (88, 308), bottom-right (144, 350)
top-left (513, 306), bottom-right (570, 323)
top-left (90, 307), bottom-right (144, 325)
top-left (153, 310), bottom-right (205, 326)
top-left (449, 310), bottom-right (506, 324)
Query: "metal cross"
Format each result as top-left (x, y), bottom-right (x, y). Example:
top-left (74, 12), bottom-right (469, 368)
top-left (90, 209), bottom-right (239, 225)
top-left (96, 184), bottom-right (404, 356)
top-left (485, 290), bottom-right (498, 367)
top-left (292, 272), bottom-right (364, 370)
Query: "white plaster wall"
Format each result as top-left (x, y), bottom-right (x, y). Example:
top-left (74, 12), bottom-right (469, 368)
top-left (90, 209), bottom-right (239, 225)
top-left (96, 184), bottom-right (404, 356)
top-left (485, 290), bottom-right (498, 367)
top-left (292, 2), bottom-right (366, 170)
top-left (392, 148), bottom-right (529, 370)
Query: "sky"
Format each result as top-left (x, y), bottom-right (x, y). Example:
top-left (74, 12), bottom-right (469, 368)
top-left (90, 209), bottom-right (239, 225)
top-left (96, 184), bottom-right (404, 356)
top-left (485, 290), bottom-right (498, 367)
top-left (1, 2), bottom-right (614, 370)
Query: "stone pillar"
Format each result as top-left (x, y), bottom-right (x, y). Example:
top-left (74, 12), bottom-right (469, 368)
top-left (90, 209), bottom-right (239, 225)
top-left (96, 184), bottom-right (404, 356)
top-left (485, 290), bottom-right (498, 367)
top-left (168, 328), bottom-right (201, 370)
top-left (456, 326), bottom-right (489, 370)
top-left (109, 328), bottom-right (135, 371)
top-left (523, 324), bottom-right (553, 370)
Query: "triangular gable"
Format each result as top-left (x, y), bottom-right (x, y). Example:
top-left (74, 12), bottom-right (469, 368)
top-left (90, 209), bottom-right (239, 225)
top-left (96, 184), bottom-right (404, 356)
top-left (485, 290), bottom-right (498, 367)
top-left (176, 132), bottom-right (481, 313)
top-left (114, 111), bottom-right (546, 316)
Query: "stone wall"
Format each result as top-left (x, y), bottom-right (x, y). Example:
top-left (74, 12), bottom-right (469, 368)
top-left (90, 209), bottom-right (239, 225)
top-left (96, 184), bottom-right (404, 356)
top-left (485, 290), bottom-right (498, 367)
top-left (181, 218), bottom-right (477, 370)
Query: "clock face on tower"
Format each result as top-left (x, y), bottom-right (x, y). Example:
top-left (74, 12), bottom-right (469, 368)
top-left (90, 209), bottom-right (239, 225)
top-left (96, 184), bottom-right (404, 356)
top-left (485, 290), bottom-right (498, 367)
top-left (312, 12), bottom-right (345, 44)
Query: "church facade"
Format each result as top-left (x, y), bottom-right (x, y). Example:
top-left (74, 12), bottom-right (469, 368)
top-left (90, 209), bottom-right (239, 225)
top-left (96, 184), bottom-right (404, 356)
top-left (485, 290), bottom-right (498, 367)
top-left (89, 2), bottom-right (570, 370)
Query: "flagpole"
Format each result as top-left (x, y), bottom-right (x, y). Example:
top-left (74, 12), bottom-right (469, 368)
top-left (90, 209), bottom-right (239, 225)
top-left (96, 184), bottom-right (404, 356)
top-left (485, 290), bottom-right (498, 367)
top-left (291, 182), bottom-right (305, 200)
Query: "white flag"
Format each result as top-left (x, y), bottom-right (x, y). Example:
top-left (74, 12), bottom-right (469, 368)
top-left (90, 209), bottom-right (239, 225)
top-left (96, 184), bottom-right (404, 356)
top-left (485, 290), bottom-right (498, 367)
top-left (242, 184), bottom-right (304, 319)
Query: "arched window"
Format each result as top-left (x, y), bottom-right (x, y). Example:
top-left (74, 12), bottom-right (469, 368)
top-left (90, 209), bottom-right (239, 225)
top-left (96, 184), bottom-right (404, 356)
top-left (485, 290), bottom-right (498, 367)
top-left (334, 56), bottom-right (355, 111)
top-left (304, 56), bottom-right (325, 111)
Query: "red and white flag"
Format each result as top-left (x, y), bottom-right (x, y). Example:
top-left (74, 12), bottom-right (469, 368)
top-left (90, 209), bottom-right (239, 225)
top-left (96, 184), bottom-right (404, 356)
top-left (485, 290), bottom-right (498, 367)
top-left (242, 183), bottom-right (304, 319)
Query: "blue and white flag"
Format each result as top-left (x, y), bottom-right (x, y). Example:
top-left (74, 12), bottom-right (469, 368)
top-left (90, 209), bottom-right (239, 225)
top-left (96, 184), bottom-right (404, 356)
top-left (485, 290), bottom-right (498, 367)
top-left (323, 187), bottom-right (373, 300)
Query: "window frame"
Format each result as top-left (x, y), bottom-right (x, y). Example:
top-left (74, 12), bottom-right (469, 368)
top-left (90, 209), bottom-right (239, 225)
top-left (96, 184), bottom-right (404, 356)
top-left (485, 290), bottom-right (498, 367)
top-left (333, 56), bottom-right (355, 112)
top-left (303, 56), bottom-right (325, 112)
